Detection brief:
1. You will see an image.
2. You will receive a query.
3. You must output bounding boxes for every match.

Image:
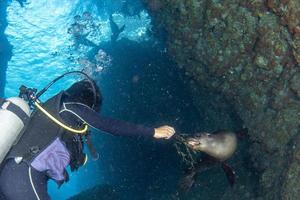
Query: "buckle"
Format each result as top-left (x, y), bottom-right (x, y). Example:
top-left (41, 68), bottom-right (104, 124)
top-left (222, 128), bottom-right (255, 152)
top-left (30, 146), bottom-right (40, 154)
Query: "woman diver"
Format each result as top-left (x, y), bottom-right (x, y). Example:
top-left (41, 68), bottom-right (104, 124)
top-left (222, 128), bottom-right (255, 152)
top-left (0, 73), bottom-right (175, 200)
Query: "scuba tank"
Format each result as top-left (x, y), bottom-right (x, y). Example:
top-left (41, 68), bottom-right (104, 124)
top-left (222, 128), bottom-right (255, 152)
top-left (0, 71), bottom-right (99, 165)
top-left (0, 97), bottom-right (30, 163)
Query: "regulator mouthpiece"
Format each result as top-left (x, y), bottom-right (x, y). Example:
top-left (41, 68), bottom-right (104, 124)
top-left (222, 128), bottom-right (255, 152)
top-left (18, 85), bottom-right (37, 107)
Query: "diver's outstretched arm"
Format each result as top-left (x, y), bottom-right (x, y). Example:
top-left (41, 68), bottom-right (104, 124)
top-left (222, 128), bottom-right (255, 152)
top-left (60, 102), bottom-right (174, 139)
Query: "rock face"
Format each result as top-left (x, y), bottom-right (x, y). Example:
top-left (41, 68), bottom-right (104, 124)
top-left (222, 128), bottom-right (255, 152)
top-left (143, 0), bottom-right (300, 199)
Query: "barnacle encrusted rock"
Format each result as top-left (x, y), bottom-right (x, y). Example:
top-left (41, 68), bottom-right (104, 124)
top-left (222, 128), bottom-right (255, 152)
top-left (143, 0), bottom-right (300, 199)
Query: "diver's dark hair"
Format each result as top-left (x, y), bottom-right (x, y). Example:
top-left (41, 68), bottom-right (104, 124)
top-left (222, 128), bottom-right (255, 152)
top-left (65, 79), bottom-right (102, 112)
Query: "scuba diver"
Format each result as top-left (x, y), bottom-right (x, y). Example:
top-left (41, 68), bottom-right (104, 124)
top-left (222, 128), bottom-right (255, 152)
top-left (0, 72), bottom-right (175, 200)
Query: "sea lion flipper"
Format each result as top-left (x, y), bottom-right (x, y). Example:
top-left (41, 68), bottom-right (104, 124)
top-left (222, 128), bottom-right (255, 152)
top-left (179, 158), bottom-right (217, 191)
top-left (119, 25), bottom-right (125, 34)
top-left (179, 170), bottom-right (197, 191)
top-left (221, 162), bottom-right (235, 187)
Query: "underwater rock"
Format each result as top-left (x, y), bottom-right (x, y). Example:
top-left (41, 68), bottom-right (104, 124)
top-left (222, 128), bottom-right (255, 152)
top-left (289, 72), bottom-right (300, 98)
top-left (265, 0), bottom-right (300, 65)
top-left (281, 134), bottom-right (300, 200)
top-left (143, 0), bottom-right (300, 199)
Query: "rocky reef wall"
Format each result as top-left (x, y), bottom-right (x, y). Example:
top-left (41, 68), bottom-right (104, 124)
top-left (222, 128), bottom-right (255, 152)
top-left (143, 0), bottom-right (300, 199)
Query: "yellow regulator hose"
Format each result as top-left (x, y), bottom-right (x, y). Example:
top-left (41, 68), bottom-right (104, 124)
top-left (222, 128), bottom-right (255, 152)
top-left (34, 100), bottom-right (88, 134)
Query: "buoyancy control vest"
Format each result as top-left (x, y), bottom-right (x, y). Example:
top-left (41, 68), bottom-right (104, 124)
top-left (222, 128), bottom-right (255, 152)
top-left (6, 91), bottom-right (87, 171)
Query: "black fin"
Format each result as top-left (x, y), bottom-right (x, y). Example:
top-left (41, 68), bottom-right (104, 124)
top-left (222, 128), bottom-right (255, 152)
top-left (119, 25), bottom-right (125, 34)
top-left (109, 14), bottom-right (125, 43)
top-left (179, 157), bottom-right (218, 191)
top-left (179, 170), bottom-right (197, 191)
top-left (190, 156), bottom-right (219, 174)
top-left (109, 14), bottom-right (118, 34)
top-left (221, 162), bottom-right (235, 187)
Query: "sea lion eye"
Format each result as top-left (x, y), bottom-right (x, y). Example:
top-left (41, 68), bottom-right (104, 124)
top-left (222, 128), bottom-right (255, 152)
top-left (206, 133), bottom-right (212, 137)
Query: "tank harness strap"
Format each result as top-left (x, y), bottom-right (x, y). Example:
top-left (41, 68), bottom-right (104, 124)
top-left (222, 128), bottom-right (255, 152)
top-left (0, 98), bottom-right (5, 106)
top-left (13, 145), bottom-right (41, 164)
top-left (0, 98), bottom-right (29, 125)
top-left (17, 122), bottom-right (65, 163)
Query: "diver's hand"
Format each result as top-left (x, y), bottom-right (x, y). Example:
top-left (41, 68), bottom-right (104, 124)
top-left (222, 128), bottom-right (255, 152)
top-left (154, 125), bottom-right (175, 139)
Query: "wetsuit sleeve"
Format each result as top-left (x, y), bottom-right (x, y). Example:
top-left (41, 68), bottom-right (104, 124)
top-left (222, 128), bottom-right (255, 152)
top-left (60, 103), bottom-right (155, 137)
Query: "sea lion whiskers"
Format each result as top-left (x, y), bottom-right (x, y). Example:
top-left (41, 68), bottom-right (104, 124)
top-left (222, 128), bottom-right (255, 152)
top-left (173, 133), bottom-right (198, 167)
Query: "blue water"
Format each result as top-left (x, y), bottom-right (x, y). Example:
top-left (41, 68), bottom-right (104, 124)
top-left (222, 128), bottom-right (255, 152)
top-left (0, 0), bottom-right (12, 97)
top-left (1, 0), bottom-right (253, 199)
top-left (4, 0), bottom-right (150, 99)
top-left (3, 0), bottom-right (152, 199)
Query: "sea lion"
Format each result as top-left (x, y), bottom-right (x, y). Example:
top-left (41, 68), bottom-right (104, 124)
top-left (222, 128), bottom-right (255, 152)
top-left (185, 130), bottom-right (237, 161)
top-left (175, 129), bottom-right (246, 191)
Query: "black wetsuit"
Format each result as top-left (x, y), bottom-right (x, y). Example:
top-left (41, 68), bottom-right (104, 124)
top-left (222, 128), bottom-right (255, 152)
top-left (0, 100), bottom-right (154, 200)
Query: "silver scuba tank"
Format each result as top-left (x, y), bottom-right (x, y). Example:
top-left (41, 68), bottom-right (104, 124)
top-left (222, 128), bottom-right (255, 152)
top-left (0, 97), bottom-right (30, 163)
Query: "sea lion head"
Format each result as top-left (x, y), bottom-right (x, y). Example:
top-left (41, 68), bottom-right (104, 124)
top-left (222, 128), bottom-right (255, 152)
top-left (185, 131), bottom-right (237, 161)
top-left (185, 132), bottom-right (214, 151)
